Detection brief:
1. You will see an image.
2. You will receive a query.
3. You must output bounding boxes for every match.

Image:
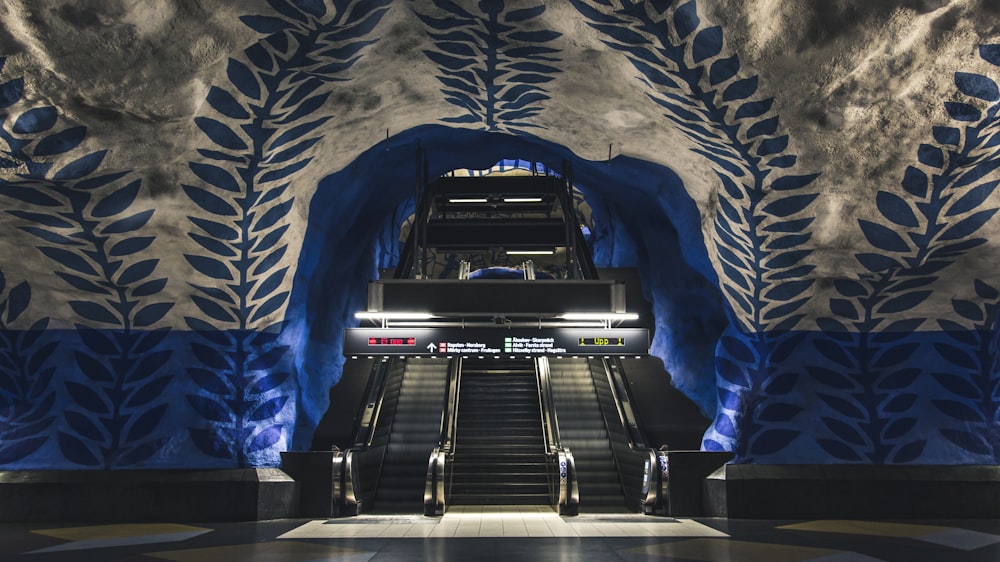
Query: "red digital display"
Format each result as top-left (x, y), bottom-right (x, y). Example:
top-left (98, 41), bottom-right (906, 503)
top-left (368, 337), bottom-right (416, 346)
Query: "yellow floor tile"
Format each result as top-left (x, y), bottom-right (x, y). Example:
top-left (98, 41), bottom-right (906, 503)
top-left (33, 523), bottom-right (209, 541)
top-left (624, 538), bottom-right (848, 562)
top-left (147, 541), bottom-right (374, 562)
top-left (779, 520), bottom-right (951, 538)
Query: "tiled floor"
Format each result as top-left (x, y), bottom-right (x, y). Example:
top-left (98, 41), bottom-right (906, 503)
top-left (2, 508), bottom-right (999, 561)
top-left (279, 506), bottom-right (728, 539)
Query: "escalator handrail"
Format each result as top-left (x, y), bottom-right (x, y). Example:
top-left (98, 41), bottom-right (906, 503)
top-left (556, 449), bottom-right (580, 515)
top-left (593, 356), bottom-right (673, 513)
top-left (424, 447), bottom-right (446, 516)
top-left (332, 357), bottom-right (402, 516)
top-left (438, 358), bottom-right (462, 453)
top-left (351, 358), bottom-right (393, 448)
top-left (394, 227), bottom-right (417, 280)
top-left (535, 357), bottom-right (562, 452)
top-left (424, 358), bottom-right (461, 515)
top-left (536, 356), bottom-right (579, 514)
top-left (601, 357), bottom-right (649, 450)
top-left (555, 163), bottom-right (577, 279)
top-left (573, 224), bottom-right (600, 281)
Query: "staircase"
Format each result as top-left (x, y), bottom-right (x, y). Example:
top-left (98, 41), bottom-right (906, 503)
top-left (449, 359), bottom-right (550, 505)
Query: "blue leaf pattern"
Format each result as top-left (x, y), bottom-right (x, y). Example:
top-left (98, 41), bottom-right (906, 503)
top-left (415, 1), bottom-right (562, 133)
top-left (0, 12), bottom-right (997, 472)
top-left (0, 56), bottom-right (174, 468)
top-left (807, 45), bottom-right (1000, 464)
top-left (929, 279), bottom-right (1000, 462)
top-left (572, 0), bottom-right (820, 458)
top-left (182, 0), bottom-right (387, 465)
top-left (0, 274), bottom-right (56, 465)
top-left (184, 328), bottom-right (293, 467)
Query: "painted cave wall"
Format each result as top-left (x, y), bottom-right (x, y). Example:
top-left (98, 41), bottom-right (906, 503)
top-left (0, 0), bottom-right (998, 469)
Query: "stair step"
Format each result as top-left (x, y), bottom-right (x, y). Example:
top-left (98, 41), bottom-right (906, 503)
top-left (446, 359), bottom-right (551, 506)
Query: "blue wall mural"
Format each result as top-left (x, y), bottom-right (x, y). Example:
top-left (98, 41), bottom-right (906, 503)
top-left (1, 53), bottom-right (176, 468)
top-left (572, 0), bottom-right (820, 458)
top-left (572, 1), bottom-right (1000, 464)
top-left (0, 0), bottom-right (393, 468)
top-left (0, 270), bottom-right (54, 465)
top-left (0, 1), bottom-right (998, 470)
top-left (797, 46), bottom-right (1000, 464)
top-left (181, 0), bottom-right (391, 466)
top-left (932, 279), bottom-right (1000, 462)
top-left (414, 0), bottom-right (562, 133)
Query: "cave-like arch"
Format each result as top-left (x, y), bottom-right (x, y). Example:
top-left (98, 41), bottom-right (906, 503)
top-left (285, 125), bottom-right (727, 448)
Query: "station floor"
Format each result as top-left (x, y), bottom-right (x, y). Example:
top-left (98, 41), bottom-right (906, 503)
top-left (2, 506), bottom-right (999, 561)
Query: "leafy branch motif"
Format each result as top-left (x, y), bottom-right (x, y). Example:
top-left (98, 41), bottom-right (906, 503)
top-left (414, 0), bottom-right (562, 133)
top-left (0, 271), bottom-right (56, 465)
top-left (810, 44), bottom-right (1000, 464)
top-left (931, 280), bottom-right (1000, 462)
top-left (183, 0), bottom-right (389, 466)
top-left (0, 56), bottom-right (174, 468)
top-left (571, 0), bottom-right (820, 460)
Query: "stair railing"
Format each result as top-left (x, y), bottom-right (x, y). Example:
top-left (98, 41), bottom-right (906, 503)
top-left (535, 356), bottom-right (579, 515)
top-left (424, 358), bottom-right (461, 515)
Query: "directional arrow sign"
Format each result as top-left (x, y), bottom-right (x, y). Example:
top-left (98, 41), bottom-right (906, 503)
top-left (345, 328), bottom-right (649, 356)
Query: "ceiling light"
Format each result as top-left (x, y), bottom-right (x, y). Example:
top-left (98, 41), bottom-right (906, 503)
top-left (503, 197), bottom-right (543, 203)
top-left (448, 198), bottom-right (488, 204)
top-left (355, 312), bottom-right (435, 320)
top-left (559, 313), bottom-right (639, 321)
top-left (507, 250), bottom-right (554, 255)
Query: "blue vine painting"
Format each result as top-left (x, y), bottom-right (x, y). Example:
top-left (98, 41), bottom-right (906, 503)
top-left (414, 0), bottom-right (563, 133)
top-left (932, 279), bottom-right (1000, 463)
top-left (0, 54), bottom-right (175, 468)
top-left (572, 0), bottom-right (821, 461)
top-left (805, 44), bottom-right (1000, 464)
top-left (181, 0), bottom-right (390, 467)
top-left (0, 1), bottom-right (998, 471)
top-left (0, 270), bottom-right (55, 465)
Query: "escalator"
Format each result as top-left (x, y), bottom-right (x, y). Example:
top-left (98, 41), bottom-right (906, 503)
top-left (548, 357), bottom-right (627, 511)
top-left (371, 357), bottom-right (450, 513)
top-left (449, 359), bottom-right (549, 505)
top-left (319, 163), bottom-right (681, 517)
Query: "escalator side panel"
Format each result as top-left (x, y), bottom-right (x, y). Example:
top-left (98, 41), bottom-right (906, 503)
top-left (349, 359), bottom-right (406, 510)
top-left (587, 358), bottom-right (656, 513)
top-left (310, 357), bottom-right (376, 450)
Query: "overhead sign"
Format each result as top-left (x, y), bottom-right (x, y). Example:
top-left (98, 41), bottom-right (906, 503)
top-left (344, 328), bottom-right (649, 357)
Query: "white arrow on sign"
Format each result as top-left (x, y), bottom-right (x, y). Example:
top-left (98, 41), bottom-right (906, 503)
top-left (426, 343), bottom-right (436, 352)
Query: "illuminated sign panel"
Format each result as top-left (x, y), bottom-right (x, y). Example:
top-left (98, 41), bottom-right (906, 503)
top-left (368, 337), bottom-right (416, 346)
top-left (579, 337), bottom-right (625, 347)
top-left (344, 328), bottom-right (648, 356)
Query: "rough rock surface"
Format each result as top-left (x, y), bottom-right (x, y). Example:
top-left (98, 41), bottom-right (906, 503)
top-left (0, 1), bottom-right (998, 468)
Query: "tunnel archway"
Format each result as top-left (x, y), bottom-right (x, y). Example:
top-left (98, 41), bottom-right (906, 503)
top-left (286, 125), bottom-right (727, 449)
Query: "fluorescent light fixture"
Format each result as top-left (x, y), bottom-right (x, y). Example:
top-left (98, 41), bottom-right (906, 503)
top-left (559, 312), bottom-right (639, 321)
top-left (448, 198), bottom-right (488, 204)
top-left (503, 197), bottom-right (543, 203)
top-left (507, 250), bottom-right (554, 255)
top-left (355, 312), bottom-right (434, 320)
